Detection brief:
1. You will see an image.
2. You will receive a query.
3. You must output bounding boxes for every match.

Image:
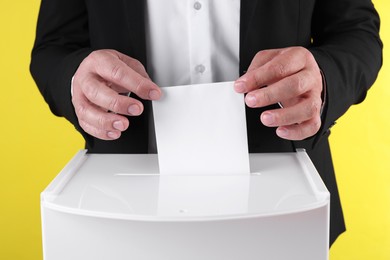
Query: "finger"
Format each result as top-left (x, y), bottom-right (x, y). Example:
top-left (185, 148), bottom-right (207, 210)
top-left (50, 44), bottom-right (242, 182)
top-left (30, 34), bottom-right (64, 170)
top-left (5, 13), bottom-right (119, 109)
top-left (244, 70), bottom-right (315, 108)
top-left (73, 94), bottom-right (130, 135)
top-left (235, 47), bottom-right (308, 93)
top-left (81, 76), bottom-right (144, 116)
top-left (275, 116), bottom-right (322, 140)
top-left (114, 51), bottom-right (151, 79)
top-left (79, 119), bottom-right (123, 140)
top-left (235, 50), bottom-right (279, 93)
top-left (89, 51), bottom-right (161, 100)
top-left (104, 81), bottom-right (129, 94)
top-left (260, 98), bottom-right (322, 127)
top-left (246, 49), bottom-right (280, 73)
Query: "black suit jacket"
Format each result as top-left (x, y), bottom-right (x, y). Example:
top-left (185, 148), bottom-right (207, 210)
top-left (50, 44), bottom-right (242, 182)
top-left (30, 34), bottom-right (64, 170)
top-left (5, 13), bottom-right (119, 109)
top-left (30, 0), bottom-right (382, 245)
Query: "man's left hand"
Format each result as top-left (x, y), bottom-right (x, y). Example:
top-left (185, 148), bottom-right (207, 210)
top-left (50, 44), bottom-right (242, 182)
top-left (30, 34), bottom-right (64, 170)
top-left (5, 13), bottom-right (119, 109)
top-left (234, 47), bottom-right (323, 140)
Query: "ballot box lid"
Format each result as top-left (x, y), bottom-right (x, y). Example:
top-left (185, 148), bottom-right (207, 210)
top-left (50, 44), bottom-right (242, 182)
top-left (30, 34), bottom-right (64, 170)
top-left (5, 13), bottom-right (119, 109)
top-left (41, 150), bottom-right (329, 221)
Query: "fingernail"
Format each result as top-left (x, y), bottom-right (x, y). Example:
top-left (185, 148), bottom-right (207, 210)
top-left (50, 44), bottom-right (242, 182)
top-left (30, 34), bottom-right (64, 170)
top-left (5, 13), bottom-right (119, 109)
top-left (149, 89), bottom-right (161, 100)
top-left (113, 121), bottom-right (125, 131)
top-left (276, 127), bottom-right (289, 138)
top-left (107, 131), bottom-right (120, 139)
top-left (261, 112), bottom-right (274, 125)
top-left (234, 81), bottom-right (246, 93)
top-left (245, 94), bottom-right (257, 107)
top-left (128, 104), bottom-right (141, 115)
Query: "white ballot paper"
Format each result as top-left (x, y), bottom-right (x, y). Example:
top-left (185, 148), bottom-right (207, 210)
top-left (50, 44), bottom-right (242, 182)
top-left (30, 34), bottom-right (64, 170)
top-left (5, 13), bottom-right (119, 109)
top-left (152, 81), bottom-right (250, 175)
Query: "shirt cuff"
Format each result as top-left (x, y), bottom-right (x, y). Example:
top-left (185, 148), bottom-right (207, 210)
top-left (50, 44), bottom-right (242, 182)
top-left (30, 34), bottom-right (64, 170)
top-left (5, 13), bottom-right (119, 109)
top-left (70, 76), bottom-right (75, 97)
top-left (319, 69), bottom-right (327, 116)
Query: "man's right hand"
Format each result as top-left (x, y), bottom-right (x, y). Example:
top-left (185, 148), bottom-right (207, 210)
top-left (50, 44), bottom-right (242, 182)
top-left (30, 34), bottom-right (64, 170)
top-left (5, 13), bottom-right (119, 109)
top-left (72, 49), bottom-right (161, 140)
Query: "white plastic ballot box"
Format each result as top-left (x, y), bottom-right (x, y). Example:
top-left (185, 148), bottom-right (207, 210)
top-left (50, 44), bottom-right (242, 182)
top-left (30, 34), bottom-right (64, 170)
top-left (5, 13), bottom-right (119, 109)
top-left (41, 149), bottom-right (330, 260)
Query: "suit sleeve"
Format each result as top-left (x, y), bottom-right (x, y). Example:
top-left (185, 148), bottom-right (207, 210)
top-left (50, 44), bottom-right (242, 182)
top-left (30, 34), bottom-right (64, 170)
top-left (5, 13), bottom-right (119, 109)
top-left (30, 0), bottom-right (93, 132)
top-left (307, 0), bottom-right (382, 146)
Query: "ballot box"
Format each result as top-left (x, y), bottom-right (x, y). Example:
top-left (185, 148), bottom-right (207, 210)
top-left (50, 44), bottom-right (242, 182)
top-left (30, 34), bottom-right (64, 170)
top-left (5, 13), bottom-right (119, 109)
top-left (41, 149), bottom-right (329, 260)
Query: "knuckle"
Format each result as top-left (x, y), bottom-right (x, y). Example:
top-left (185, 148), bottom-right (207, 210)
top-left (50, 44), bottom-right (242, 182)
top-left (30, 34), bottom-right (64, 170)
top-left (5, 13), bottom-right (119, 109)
top-left (108, 97), bottom-right (121, 112)
top-left (90, 50), bottom-right (99, 58)
top-left (71, 94), bottom-right (78, 107)
top-left (80, 120), bottom-right (98, 137)
top-left (306, 99), bottom-right (321, 118)
top-left (129, 57), bottom-right (142, 68)
top-left (85, 83), bottom-right (99, 101)
top-left (134, 62), bottom-right (147, 77)
top-left (253, 73), bottom-right (262, 87)
top-left (82, 56), bottom-right (93, 68)
top-left (75, 102), bottom-right (87, 118)
top-left (79, 120), bottom-right (89, 132)
top-left (85, 52), bottom-right (96, 63)
top-left (270, 62), bottom-right (287, 78)
top-left (111, 64), bottom-right (125, 82)
top-left (254, 72), bottom-right (262, 87)
top-left (310, 117), bottom-right (322, 134)
top-left (135, 77), bottom-right (147, 94)
top-left (295, 46), bottom-right (306, 54)
top-left (105, 49), bottom-right (118, 56)
top-left (86, 51), bottom-right (103, 66)
top-left (254, 51), bottom-right (263, 61)
top-left (261, 90), bottom-right (274, 105)
top-left (281, 114), bottom-right (291, 126)
top-left (80, 120), bottom-right (111, 140)
top-left (294, 74), bottom-right (307, 94)
top-left (98, 53), bottom-right (112, 67)
top-left (293, 116), bottom-right (321, 141)
top-left (303, 48), bottom-right (313, 60)
top-left (97, 114), bottom-right (110, 129)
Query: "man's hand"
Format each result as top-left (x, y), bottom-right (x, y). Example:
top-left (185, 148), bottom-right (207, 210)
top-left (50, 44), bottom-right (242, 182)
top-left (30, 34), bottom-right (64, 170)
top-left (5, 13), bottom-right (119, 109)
top-left (234, 47), bottom-right (323, 140)
top-left (72, 49), bottom-right (161, 140)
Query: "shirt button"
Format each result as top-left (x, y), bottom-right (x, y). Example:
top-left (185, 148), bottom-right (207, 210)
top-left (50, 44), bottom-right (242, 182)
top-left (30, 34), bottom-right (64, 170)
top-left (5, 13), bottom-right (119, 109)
top-left (194, 2), bottom-right (202, 10)
top-left (195, 64), bottom-right (205, 73)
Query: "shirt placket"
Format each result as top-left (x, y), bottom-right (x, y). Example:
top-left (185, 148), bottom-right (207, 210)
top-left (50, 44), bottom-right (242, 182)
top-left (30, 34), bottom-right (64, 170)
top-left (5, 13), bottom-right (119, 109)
top-left (188, 0), bottom-right (212, 84)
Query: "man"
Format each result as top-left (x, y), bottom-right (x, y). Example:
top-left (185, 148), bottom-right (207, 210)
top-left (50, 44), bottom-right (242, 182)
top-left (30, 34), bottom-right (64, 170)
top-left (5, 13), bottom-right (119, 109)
top-left (30, 0), bottom-right (382, 245)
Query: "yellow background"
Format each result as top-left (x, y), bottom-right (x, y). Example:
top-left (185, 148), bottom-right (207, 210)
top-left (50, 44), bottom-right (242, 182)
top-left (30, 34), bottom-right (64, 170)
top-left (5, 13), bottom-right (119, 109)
top-left (0, 0), bottom-right (388, 259)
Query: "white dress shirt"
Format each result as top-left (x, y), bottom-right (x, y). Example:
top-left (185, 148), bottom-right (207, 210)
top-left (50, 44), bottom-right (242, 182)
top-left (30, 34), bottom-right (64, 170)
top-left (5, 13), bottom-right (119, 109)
top-left (145, 0), bottom-right (240, 87)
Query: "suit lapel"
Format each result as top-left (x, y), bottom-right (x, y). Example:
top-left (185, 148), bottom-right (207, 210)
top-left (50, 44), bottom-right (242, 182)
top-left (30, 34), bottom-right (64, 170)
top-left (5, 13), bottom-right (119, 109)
top-left (123, 0), bottom-right (147, 66)
top-left (239, 0), bottom-right (259, 75)
top-left (240, 0), bottom-right (259, 45)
